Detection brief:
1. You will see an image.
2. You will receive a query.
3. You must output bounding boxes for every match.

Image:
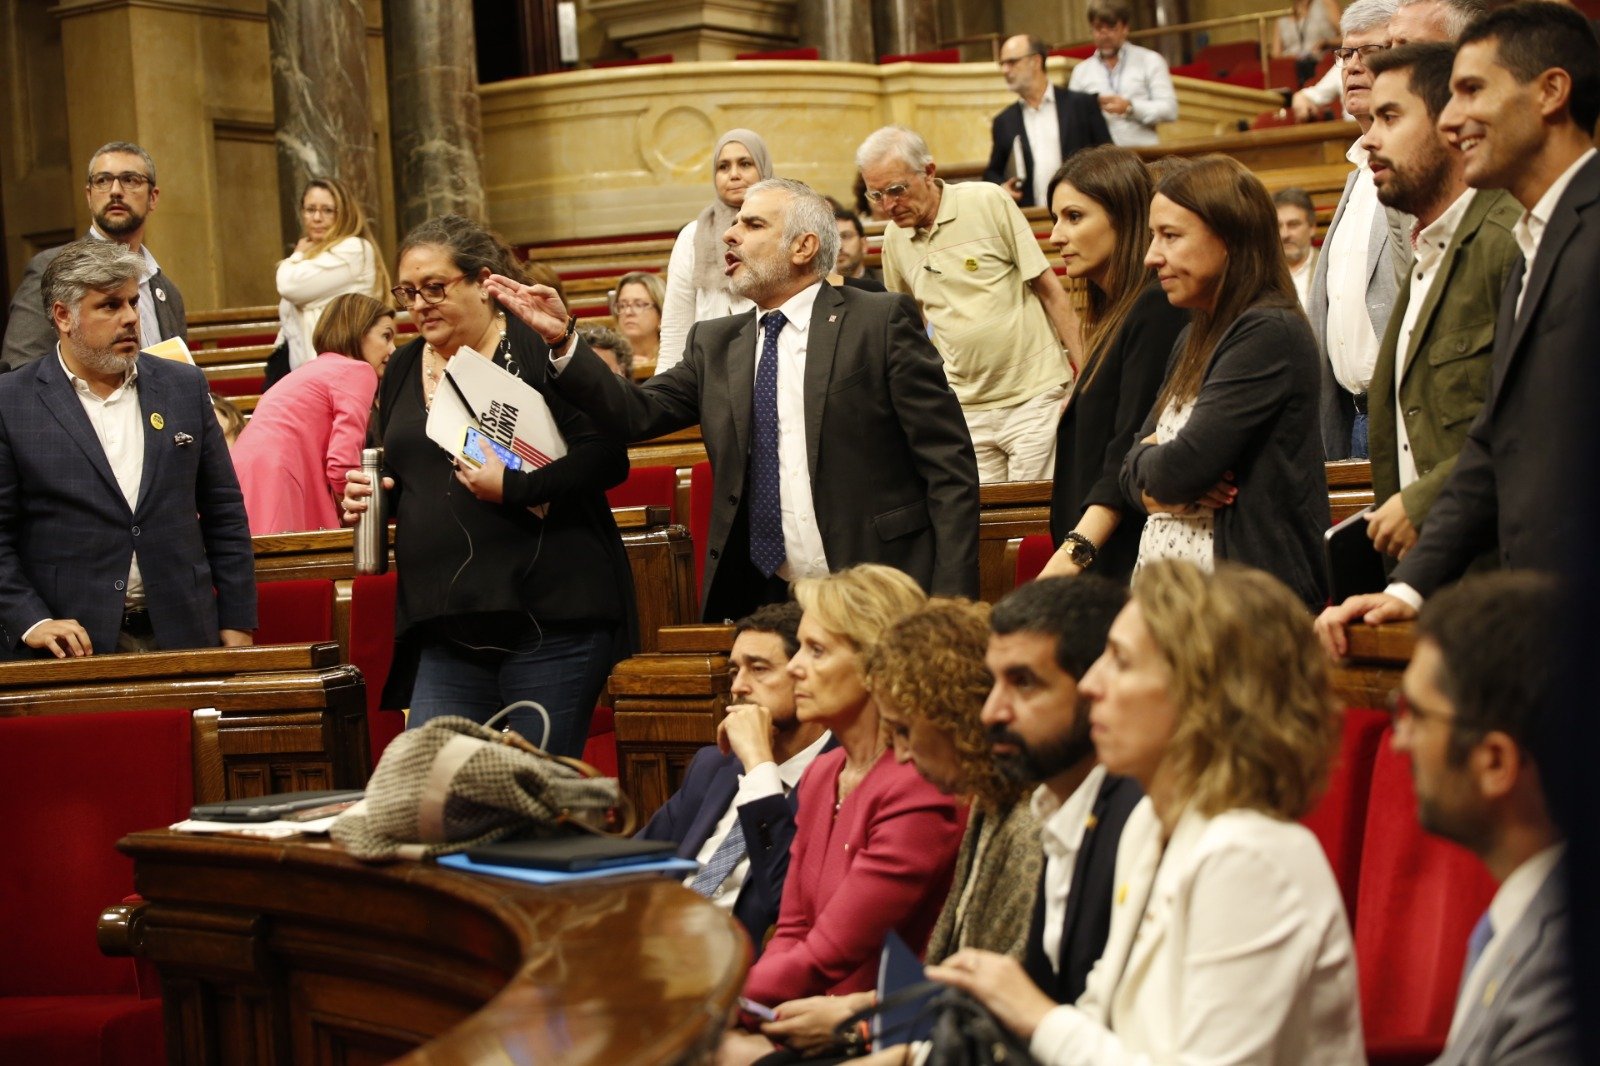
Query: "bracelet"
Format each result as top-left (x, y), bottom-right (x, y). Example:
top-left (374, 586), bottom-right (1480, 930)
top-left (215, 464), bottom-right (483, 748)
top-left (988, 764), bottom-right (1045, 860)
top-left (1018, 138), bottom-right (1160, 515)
top-left (1063, 531), bottom-right (1098, 568)
top-left (544, 315), bottom-right (576, 350)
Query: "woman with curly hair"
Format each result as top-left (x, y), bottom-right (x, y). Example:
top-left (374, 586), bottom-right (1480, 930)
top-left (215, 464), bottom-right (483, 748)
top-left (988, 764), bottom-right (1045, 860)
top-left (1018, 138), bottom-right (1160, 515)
top-left (930, 559), bottom-right (1362, 1065)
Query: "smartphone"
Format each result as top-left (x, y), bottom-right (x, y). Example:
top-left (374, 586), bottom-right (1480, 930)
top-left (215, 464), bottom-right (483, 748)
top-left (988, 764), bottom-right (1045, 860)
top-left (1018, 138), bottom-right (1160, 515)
top-left (459, 425), bottom-right (525, 471)
top-left (738, 997), bottom-right (778, 1022)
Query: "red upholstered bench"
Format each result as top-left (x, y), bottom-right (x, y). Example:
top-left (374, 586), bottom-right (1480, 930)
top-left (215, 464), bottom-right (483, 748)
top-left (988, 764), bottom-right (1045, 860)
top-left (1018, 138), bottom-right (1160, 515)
top-left (256, 578), bottom-right (336, 645)
top-left (1014, 534), bottom-right (1055, 586)
top-left (1302, 706), bottom-right (1389, 921)
top-left (1050, 44), bottom-right (1097, 60)
top-left (606, 465), bottom-right (679, 518)
top-left (349, 572), bottom-right (404, 763)
top-left (879, 48), bottom-right (960, 64)
top-left (0, 709), bottom-right (192, 1066)
top-left (689, 460), bottom-right (713, 609)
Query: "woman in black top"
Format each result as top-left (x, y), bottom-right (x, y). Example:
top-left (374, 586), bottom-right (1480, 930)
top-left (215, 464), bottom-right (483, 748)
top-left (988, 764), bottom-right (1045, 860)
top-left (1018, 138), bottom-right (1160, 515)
top-left (1043, 146), bottom-right (1189, 583)
top-left (343, 215), bottom-right (634, 756)
top-left (1120, 156), bottom-right (1330, 609)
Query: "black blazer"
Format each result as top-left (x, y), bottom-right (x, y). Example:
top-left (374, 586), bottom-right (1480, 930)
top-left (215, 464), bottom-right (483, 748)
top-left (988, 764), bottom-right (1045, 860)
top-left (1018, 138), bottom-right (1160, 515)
top-left (1050, 283), bottom-right (1189, 582)
top-left (550, 282), bottom-right (980, 616)
top-left (2, 244), bottom-right (186, 372)
top-left (1121, 302), bottom-right (1331, 609)
top-left (1393, 153), bottom-right (1600, 596)
top-left (374, 316), bottom-right (636, 653)
top-left (983, 89), bottom-right (1114, 208)
top-left (1021, 774), bottom-right (1143, 1005)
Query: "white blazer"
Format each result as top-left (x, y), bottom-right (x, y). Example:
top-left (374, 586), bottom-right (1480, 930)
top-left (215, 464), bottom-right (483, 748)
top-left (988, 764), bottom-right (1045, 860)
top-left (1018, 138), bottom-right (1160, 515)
top-left (655, 218), bottom-right (753, 374)
top-left (1029, 801), bottom-right (1365, 1065)
top-left (275, 236), bottom-right (378, 371)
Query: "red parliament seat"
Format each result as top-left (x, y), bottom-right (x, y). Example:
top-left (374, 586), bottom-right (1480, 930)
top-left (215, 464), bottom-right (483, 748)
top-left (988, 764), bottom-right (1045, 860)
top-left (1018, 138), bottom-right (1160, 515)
top-left (606, 464), bottom-right (678, 516)
top-left (0, 709), bottom-right (190, 1066)
top-left (1014, 534), bottom-right (1055, 586)
top-left (689, 460), bottom-right (713, 607)
top-left (1355, 728), bottom-right (1497, 1064)
top-left (255, 578), bottom-right (336, 645)
top-left (349, 571), bottom-right (404, 764)
top-left (1301, 706), bottom-right (1390, 921)
top-left (879, 48), bottom-right (960, 64)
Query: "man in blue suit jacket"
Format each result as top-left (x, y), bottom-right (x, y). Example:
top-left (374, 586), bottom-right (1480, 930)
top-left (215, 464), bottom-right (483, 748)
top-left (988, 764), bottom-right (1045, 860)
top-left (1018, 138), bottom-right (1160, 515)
top-left (638, 603), bottom-right (830, 952)
top-left (0, 239), bottom-right (255, 658)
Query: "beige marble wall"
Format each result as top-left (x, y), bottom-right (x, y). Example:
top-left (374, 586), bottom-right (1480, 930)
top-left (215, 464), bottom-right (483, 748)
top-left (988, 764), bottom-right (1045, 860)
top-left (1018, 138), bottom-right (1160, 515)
top-left (479, 56), bottom-right (1277, 244)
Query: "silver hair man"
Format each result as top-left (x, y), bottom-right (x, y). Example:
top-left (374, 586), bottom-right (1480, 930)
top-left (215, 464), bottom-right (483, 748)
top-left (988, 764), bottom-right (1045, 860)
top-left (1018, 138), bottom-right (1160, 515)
top-left (746, 177), bottom-right (841, 281)
top-left (41, 239), bottom-right (145, 328)
top-left (1343, 0), bottom-right (1400, 35)
top-left (854, 126), bottom-right (935, 175)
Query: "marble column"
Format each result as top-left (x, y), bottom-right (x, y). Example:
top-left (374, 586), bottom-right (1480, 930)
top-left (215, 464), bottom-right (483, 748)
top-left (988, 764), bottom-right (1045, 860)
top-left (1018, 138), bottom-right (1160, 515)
top-left (268, 0), bottom-right (379, 251)
top-left (798, 0), bottom-right (874, 62)
top-left (383, 0), bottom-right (487, 234)
top-left (875, 0), bottom-right (941, 57)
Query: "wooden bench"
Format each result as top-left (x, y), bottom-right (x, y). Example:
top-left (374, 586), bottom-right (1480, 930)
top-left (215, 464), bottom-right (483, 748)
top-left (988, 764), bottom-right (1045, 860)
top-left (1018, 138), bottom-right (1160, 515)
top-left (0, 642), bottom-right (368, 802)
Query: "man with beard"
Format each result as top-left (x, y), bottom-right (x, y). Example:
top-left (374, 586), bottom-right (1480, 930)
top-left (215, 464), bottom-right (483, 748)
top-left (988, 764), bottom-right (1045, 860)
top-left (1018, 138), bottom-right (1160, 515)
top-left (1391, 572), bottom-right (1575, 1064)
top-left (983, 34), bottom-right (1111, 207)
top-left (0, 240), bottom-right (254, 657)
top-left (495, 176), bottom-right (979, 620)
top-left (982, 575), bottom-right (1142, 1006)
top-left (3, 141), bottom-right (187, 372)
top-left (1274, 187), bottom-right (1319, 308)
top-left (1360, 43), bottom-right (1522, 564)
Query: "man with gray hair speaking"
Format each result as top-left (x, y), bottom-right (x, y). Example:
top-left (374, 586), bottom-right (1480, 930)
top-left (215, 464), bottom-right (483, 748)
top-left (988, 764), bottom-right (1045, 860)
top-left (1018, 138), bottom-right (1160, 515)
top-left (3, 140), bottom-right (187, 372)
top-left (0, 239), bottom-right (254, 657)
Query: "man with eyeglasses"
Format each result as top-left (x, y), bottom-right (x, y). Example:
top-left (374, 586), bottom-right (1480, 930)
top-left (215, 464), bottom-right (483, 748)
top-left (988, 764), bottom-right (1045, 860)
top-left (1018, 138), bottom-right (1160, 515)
top-left (3, 141), bottom-right (186, 373)
top-left (1390, 571), bottom-right (1575, 1065)
top-left (982, 34), bottom-right (1111, 207)
top-left (858, 125), bottom-right (1078, 485)
top-left (1307, 0), bottom-right (1413, 463)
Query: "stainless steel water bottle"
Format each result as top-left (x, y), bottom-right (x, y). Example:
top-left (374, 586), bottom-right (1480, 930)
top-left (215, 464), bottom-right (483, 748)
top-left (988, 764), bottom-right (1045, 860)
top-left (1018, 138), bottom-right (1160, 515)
top-left (353, 448), bottom-right (388, 576)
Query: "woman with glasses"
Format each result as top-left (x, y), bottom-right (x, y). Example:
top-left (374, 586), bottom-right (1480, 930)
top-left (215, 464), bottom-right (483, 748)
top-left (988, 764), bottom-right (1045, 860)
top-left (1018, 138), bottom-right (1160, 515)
top-left (269, 177), bottom-right (389, 389)
top-left (611, 270), bottom-right (663, 373)
top-left (927, 560), bottom-right (1362, 1066)
top-left (232, 293), bottom-right (393, 534)
top-left (656, 129), bottom-right (775, 373)
top-left (341, 214), bottom-right (635, 757)
top-left (1037, 146), bottom-right (1189, 584)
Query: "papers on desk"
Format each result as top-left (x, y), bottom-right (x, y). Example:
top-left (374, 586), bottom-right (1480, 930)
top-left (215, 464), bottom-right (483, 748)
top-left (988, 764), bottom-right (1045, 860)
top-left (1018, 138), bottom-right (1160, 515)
top-left (142, 337), bottom-right (194, 364)
top-left (438, 852), bottom-right (700, 885)
top-left (169, 815), bottom-right (342, 838)
top-left (423, 345), bottom-right (567, 469)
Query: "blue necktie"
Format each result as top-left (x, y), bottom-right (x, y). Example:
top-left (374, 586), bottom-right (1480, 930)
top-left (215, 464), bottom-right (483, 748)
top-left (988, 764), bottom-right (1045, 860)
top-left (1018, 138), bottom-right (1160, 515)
top-left (1463, 909), bottom-right (1495, 977)
top-left (690, 819), bottom-right (746, 896)
top-left (748, 310), bottom-right (787, 578)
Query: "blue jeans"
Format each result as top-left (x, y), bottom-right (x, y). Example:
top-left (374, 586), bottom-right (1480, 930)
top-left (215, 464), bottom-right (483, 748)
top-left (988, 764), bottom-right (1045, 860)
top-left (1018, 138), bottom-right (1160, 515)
top-left (1349, 413), bottom-right (1369, 460)
top-left (408, 624), bottom-right (615, 758)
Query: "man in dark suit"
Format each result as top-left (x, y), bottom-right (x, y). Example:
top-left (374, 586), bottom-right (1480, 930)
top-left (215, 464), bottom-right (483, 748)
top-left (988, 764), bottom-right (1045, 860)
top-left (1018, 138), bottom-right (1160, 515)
top-left (1360, 43), bottom-right (1523, 563)
top-left (1392, 572), bottom-right (1575, 1065)
top-left (982, 576), bottom-right (1142, 1006)
top-left (637, 602), bottom-right (829, 951)
top-left (1317, 3), bottom-right (1600, 656)
top-left (3, 141), bottom-right (187, 372)
top-left (491, 177), bottom-right (980, 621)
top-left (0, 240), bottom-right (254, 658)
top-left (983, 35), bottom-right (1113, 209)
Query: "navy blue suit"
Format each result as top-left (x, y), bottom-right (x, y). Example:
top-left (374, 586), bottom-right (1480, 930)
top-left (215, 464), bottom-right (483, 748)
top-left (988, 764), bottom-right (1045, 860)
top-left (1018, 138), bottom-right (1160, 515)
top-left (638, 744), bottom-right (812, 953)
top-left (0, 351), bottom-right (256, 655)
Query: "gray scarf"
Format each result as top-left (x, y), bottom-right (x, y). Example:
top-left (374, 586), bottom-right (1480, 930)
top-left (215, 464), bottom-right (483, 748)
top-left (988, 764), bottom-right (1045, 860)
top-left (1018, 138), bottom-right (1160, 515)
top-left (691, 128), bottom-right (775, 295)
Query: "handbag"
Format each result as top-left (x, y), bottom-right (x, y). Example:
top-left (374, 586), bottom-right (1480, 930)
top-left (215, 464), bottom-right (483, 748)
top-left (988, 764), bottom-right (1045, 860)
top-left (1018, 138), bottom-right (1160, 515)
top-left (332, 703), bottom-right (631, 861)
top-left (833, 981), bottom-right (1037, 1066)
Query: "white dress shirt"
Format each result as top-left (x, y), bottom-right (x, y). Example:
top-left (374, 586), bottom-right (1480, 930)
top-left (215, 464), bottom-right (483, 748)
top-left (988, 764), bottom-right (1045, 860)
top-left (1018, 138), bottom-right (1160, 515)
top-left (1449, 843), bottom-right (1565, 1041)
top-left (1393, 189), bottom-right (1475, 488)
top-left (1030, 764), bottom-right (1107, 972)
top-left (1067, 44), bottom-right (1178, 147)
top-left (1020, 85), bottom-right (1064, 208)
top-left (688, 731), bottom-right (831, 907)
top-left (1290, 251), bottom-right (1316, 309)
top-left (755, 282), bottom-right (830, 582)
top-left (88, 226), bottom-right (164, 351)
top-left (1324, 141), bottom-right (1384, 396)
top-left (1512, 148), bottom-right (1597, 318)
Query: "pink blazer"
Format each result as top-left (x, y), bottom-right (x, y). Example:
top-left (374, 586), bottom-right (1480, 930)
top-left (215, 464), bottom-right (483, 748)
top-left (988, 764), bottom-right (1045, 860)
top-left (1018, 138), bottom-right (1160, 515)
top-left (232, 353), bottom-right (377, 535)
top-left (742, 748), bottom-right (966, 1005)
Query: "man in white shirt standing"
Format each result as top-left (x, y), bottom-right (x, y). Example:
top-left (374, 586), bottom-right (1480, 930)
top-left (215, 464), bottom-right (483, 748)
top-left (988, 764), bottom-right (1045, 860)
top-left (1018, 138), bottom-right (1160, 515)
top-left (1066, 2), bottom-right (1178, 148)
top-left (1274, 187), bottom-right (1319, 308)
top-left (1316, 2), bottom-right (1600, 655)
top-left (1391, 572), bottom-right (1575, 1065)
top-left (1359, 42), bottom-right (1522, 564)
top-left (983, 35), bottom-right (1112, 208)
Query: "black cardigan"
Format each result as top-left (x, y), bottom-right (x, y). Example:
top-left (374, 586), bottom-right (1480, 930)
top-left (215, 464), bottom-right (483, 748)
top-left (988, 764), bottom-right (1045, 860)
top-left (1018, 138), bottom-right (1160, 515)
top-left (1050, 283), bottom-right (1190, 583)
top-left (375, 315), bottom-right (637, 661)
top-left (1120, 302), bottom-right (1331, 609)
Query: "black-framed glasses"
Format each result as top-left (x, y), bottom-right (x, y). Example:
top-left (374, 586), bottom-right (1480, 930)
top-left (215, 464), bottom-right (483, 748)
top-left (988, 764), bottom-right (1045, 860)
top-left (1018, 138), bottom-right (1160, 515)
top-left (1334, 44), bottom-right (1388, 66)
top-left (88, 171), bottom-right (151, 192)
top-left (865, 181), bottom-right (917, 205)
top-left (391, 275), bottom-right (467, 307)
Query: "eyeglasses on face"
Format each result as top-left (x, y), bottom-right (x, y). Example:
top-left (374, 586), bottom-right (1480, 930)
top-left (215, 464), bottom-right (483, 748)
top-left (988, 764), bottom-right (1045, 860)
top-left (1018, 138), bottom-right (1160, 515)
top-left (614, 300), bottom-right (656, 313)
top-left (865, 180), bottom-right (918, 205)
top-left (302, 205), bottom-right (337, 217)
top-left (999, 54), bottom-right (1041, 70)
top-left (88, 172), bottom-right (151, 192)
top-left (1334, 43), bottom-right (1388, 66)
top-left (391, 275), bottom-right (467, 307)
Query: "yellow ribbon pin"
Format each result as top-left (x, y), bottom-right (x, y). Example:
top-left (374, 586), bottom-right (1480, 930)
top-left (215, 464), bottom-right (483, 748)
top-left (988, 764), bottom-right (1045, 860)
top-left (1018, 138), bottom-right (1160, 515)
top-left (150, 413), bottom-right (164, 430)
top-left (963, 257), bottom-right (979, 272)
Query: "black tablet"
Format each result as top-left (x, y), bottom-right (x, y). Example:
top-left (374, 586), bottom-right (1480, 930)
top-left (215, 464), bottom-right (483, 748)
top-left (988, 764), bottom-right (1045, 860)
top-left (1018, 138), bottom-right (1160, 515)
top-left (1324, 506), bottom-right (1389, 602)
top-left (464, 836), bottom-right (677, 873)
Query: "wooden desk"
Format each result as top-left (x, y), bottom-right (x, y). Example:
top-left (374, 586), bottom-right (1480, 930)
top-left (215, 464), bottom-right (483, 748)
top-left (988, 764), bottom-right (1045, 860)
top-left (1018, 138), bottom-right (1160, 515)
top-left (114, 830), bottom-right (746, 1065)
top-left (1330, 622), bottom-right (1415, 710)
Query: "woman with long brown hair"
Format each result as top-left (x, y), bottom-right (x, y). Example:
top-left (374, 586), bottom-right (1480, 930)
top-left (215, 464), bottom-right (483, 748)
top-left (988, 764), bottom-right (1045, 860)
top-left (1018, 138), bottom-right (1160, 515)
top-left (1120, 155), bottom-right (1329, 608)
top-left (1040, 146), bottom-right (1190, 583)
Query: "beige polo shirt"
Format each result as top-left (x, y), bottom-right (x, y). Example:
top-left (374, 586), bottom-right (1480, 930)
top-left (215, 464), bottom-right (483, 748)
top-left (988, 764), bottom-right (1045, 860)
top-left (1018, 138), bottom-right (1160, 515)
top-left (882, 180), bottom-right (1065, 410)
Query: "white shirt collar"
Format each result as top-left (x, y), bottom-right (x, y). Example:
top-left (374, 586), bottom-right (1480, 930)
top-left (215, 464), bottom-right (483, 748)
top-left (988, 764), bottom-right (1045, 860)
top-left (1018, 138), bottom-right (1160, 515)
top-left (1415, 188), bottom-right (1476, 261)
top-left (1346, 138), bottom-right (1370, 168)
top-left (1022, 83), bottom-right (1057, 112)
top-left (1488, 842), bottom-right (1565, 945)
top-left (777, 731), bottom-right (831, 789)
top-left (1031, 764), bottom-right (1107, 858)
top-left (760, 279), bottom-right (822, 333)
top-left (1514, 147), bottom-right (1597, 263)
top-left (56, 342), bottom-right (139, 398)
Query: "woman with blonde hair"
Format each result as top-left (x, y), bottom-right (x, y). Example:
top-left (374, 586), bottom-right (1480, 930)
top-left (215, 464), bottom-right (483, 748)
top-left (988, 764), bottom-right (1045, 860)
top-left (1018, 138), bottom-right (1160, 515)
top-left (1121, 155), bottom-right (1329, 608)
top-left (232, 292), bottom-right (394, 533)
top-left (737, 565), bottom-right (964, 1020)
top-left (930, 559), bottom-right (1362, 1065)
top-left (270, 177), bottom-right (390, 386)
top-left (656, 129), bottom-right (774, 372)
top-left (612, 270), bottom-right (664, 371)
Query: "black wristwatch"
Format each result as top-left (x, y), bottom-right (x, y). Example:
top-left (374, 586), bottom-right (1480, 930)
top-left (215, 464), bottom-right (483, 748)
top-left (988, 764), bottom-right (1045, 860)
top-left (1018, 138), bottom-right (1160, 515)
top-left (1064, 532), bottom-right (1098, 568)
top-left (546, 315), bottom-right (577, 350)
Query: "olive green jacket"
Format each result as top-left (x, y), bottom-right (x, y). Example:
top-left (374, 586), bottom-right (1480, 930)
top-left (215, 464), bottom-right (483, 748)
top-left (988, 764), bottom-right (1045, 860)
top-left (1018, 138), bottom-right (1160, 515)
top-left (1368, 188), bottom-right (1523, 529)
